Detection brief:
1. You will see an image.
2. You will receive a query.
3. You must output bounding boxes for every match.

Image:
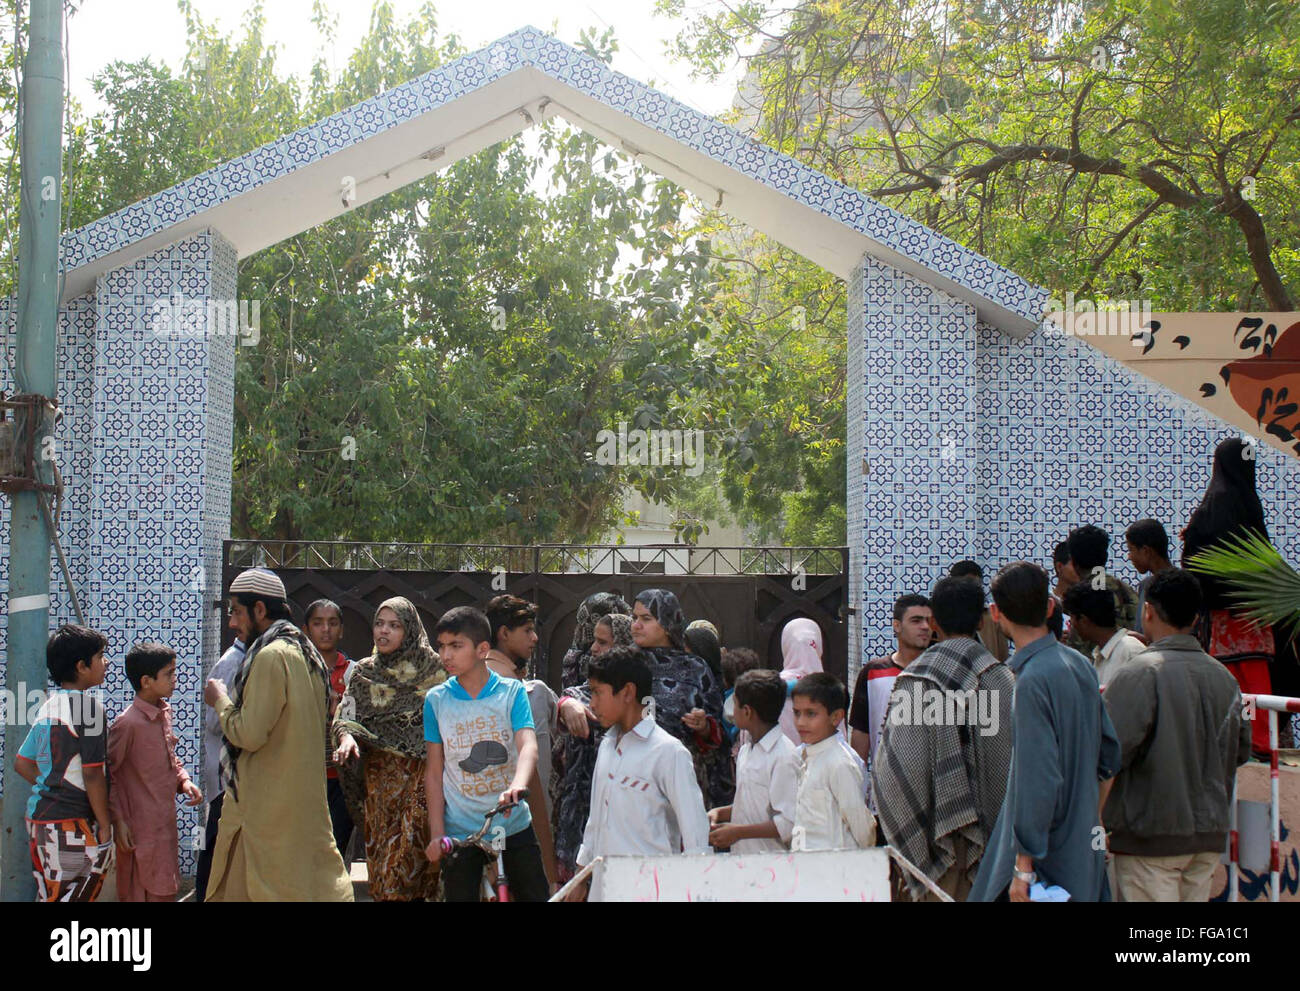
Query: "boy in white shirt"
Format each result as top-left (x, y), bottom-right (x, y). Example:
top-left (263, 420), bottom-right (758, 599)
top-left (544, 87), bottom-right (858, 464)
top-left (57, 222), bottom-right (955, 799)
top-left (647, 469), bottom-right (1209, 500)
top-left (568, 646), bottom-right (710, 901)
top-left (791, 672), bottom-right (876, 851)
top-left (708, 669), bottom-right (798, 853)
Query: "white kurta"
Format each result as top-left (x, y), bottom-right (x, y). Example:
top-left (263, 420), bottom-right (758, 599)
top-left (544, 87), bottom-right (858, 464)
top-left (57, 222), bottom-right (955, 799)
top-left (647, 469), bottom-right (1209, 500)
top-left (577, 716), bottom-right (710, 866)
top-left (794, 734), bottom-right (877, 851)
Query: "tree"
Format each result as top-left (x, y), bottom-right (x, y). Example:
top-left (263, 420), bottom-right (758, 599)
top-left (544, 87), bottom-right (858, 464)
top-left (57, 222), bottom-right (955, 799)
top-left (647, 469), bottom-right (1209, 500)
top-left (661, 0), bottom-right (1300, 310)
top-left (692, 227), bottom-right (846, 544)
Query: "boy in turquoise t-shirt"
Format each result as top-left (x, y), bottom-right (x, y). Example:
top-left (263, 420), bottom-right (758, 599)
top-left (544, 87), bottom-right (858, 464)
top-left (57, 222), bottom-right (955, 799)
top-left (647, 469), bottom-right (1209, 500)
top-left (423, 606), bottom-right (550, 901)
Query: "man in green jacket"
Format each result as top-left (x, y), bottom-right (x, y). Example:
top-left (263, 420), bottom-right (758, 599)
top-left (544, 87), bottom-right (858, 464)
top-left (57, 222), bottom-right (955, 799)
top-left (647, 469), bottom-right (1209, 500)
top-left (1102, 567), bottom-right (1252, 902)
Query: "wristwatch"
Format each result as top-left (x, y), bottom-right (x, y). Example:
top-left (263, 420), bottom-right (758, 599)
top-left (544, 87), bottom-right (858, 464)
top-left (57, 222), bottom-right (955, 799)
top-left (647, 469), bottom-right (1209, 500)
top-left (1013, 868), bottom-right (1037, 884)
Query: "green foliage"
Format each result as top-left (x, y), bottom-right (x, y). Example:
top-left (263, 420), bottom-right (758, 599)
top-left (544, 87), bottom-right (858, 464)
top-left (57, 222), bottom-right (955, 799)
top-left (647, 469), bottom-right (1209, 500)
top-left (1186, 529), bottom-right (1300, 640)
top-left (690, 228), bottom-right (847, 545)
top-left (665, 0), bottom-right (1300, 310)
top-left (3, 3), bottom-right (734, 543)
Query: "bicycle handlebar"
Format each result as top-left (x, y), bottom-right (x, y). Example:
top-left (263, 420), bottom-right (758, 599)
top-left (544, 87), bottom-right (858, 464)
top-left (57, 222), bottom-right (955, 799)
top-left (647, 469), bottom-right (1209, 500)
top-left (439, 789), bottom-right (532, 854)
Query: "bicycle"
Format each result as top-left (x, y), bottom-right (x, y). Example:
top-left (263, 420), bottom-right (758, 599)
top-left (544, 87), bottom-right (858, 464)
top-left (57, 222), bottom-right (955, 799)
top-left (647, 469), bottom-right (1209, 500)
top-left (438, 788), bottom-right (530, 902)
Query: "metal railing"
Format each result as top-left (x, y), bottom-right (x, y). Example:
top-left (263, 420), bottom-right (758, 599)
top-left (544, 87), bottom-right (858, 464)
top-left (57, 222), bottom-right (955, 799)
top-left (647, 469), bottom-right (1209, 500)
top-left (223, 540), bottom-right (848, 577)
top-left (1230, 693), bottom-right (1300, 903)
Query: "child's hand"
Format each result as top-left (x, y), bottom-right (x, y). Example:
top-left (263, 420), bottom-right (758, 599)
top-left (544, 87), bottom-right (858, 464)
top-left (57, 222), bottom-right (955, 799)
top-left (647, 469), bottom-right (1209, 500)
top-left (114, 820), bottom-right (134, 852)
top-left (424, 836), bottom-right (445, 866)
top-left (497, 786), bottom-right (527, 816)
top-left (182, 781), bottom-right (203, 807)
top-left (709, 822), bottom-right (742, 849)
top-left (682, 708), bottom-right (708, 732)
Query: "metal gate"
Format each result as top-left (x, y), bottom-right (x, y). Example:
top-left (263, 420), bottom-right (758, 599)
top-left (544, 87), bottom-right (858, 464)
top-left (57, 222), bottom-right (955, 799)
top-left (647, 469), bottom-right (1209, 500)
top-left (220, 542), bottom-right (849, 688)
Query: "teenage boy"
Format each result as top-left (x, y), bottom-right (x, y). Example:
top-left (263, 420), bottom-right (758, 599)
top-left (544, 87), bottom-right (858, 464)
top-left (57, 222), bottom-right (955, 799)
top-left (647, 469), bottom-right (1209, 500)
top-left (423, 606), bottom-right (549, 902)
top-left (14, 624), bottom-right (114, 902)
top-left (1103, 568), bottom-right (1251, 901)
top-left (792, 672), bottom-right (876, 850)
top-left (1051, 541), bottom-right (1077, 599)
top-left (109, 642), bottom-right (204, 901)
top-left (1066, 525), bottom-right (1140, 644)
top-left (484, 595), bottom-right (558, 809)
top-left (1125, 519), bottom-right (1174, 636)
top-left (950, 561), bottom-right (1010, 662)
top-left (708, 669), bottom-right (799, 854)
top-left (970, 562), bottom-right (1121, 902)
top-left (568, 645), bottom-right (710, 901)
top-left (1061, 582), bottom-right (1147, 690)
top-left (484, 593), bottom-right (559, 884)
top-left (848, 594), bottom-right (931, 768)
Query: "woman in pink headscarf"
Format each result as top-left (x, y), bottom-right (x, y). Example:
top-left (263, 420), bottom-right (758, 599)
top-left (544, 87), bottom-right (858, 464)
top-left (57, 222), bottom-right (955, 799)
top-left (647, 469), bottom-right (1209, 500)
top-left (778, 618), bottom-right (866, 798)
top-left (778, 617), bottom-right (832, 745)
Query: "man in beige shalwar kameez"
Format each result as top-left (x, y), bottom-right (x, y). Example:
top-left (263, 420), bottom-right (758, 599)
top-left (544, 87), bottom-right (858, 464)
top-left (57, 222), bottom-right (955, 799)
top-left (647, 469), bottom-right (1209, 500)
top-left (203, 569), bottom-right (353, 902)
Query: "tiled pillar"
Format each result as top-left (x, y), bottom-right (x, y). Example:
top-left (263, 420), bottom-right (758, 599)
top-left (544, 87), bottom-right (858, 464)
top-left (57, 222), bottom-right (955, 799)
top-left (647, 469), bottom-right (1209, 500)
top-left (848, 257), bottom-right (979, 684)
top-left (87, 230), bottom-right (238, 871)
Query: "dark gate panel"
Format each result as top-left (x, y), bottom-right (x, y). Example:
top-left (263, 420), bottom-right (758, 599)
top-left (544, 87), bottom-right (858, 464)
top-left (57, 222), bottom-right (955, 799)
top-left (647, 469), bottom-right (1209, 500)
top-left (220, 543), bottom-right (848, 689)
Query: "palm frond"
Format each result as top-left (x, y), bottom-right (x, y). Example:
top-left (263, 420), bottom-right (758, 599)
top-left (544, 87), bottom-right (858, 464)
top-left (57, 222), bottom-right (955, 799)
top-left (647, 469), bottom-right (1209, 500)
top-left (1186, 529), bottom-right (1300, 639)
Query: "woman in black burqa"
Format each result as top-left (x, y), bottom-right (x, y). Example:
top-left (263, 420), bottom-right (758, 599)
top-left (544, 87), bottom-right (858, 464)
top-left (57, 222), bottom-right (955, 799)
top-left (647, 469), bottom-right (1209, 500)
top-left (1181, 436), bottom-right (1278, 753)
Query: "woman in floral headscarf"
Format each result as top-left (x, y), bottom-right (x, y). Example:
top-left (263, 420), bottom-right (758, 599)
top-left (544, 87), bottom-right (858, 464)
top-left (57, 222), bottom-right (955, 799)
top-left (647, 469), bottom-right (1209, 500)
top-left (632, 588), bottom-right (733, 808)
top-left (553, 609), bottom-right (635, 880)
top-left (561, 591), bottom-right (631, 690)
top-left (332, 597), bottom-right (446, 901)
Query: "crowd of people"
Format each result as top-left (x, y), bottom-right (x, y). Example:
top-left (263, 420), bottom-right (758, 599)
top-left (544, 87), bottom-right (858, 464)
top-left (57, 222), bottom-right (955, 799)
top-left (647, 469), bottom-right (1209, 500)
top-left (11, 436), bottom-right (1282, 902)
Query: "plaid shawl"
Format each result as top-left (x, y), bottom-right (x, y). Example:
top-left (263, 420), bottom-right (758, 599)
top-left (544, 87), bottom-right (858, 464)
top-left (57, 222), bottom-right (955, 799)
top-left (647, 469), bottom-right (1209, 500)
top-left (873, 636), bottom-right (1013, 900)
top-left (220, 619), bottom-right (330, 803)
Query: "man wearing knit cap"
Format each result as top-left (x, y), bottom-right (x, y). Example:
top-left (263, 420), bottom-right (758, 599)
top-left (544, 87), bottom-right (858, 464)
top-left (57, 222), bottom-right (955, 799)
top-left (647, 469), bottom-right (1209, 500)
top-left (202, 569), bottom-right (353, 901)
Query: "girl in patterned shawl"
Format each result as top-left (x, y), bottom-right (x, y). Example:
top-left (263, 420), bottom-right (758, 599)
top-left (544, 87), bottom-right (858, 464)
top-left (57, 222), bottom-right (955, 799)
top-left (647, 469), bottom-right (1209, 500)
top-left (332, 597), bottom-right (446, 901)
top-left (553, 610), bottom-right (634, 880)
top-left (632, 588), bottom-right (734, 809)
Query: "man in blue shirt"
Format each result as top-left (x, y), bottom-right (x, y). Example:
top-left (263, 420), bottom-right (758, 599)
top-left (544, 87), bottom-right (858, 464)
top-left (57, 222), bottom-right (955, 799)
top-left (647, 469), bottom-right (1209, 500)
top-left (195, 635), bottom-right (245, 903)
top-left (970, 562), bottom-right (1121, 902)
top-left (423, 606), bottom-right (549, 902)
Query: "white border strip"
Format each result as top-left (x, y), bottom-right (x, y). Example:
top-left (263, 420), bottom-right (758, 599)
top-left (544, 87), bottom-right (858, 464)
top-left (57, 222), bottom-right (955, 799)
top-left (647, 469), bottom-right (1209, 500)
top-left (9, 593), bottom-right (50, 613)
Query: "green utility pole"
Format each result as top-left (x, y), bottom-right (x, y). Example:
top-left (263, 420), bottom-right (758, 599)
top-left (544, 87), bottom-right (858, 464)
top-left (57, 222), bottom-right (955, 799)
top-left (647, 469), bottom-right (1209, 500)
top-left (2, 0), bottom-right (65, 902)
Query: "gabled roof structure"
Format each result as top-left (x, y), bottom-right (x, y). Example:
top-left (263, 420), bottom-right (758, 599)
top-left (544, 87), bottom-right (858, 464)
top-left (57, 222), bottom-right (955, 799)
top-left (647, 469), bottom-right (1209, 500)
top-left (61, 26), bottom-right (1046, 336)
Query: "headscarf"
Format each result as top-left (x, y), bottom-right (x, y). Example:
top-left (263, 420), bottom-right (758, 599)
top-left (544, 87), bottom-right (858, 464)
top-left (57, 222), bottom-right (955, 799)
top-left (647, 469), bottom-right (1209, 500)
top-left (1183, 436), bottom-right (1271, 609)
top-left (780, 617), bottom-right (825, 680)
top-left (778, 617), bottom-right (832, 747)
top-left (572, 592), bottom-right (631, 652)
top-left (562, 592), bottom-right (631, 689)
top-left (635, 588), bottom-right (687, 649)
top-left (221, 617), bottom-right (330, 803)
top-left (687, 619), bottom-right (720, 640)
top-left (598, 613), bottom-right (636, 649)
top-left (684, 624), bottom-right (723, 681)
top-left (332, 597), bottom-right (445, 760)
